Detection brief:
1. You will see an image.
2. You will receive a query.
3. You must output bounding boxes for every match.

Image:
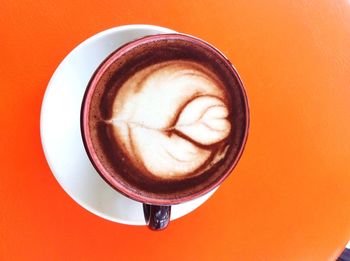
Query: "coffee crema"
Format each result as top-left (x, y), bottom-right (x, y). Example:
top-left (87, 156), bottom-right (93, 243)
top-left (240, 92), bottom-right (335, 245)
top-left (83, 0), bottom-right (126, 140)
top-left (108, 60), bottom-right (231, 179)
top-left (84, 34), bottom-right (248, 199)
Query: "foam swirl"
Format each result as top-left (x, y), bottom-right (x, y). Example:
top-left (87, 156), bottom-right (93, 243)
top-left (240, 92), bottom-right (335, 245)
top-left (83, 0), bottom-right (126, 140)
top-left (109, 60), bottom-right (231, 178)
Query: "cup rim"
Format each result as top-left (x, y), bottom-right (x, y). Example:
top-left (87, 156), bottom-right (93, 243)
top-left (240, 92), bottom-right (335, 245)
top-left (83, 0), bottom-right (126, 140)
top-left (81, 33), bottom-right (250, 205)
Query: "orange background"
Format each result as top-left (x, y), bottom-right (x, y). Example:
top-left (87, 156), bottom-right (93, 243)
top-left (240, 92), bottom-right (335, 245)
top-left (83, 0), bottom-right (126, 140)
top-left (1, 0), bottom-right (350, 260)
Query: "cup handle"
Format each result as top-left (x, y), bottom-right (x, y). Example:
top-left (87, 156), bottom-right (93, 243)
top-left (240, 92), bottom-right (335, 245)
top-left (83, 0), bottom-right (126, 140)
top-left (143, 204), bottom-right (171, 230)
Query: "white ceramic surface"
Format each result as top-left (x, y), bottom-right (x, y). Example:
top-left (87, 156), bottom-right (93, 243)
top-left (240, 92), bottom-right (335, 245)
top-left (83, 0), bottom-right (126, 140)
top-left (40, 24), bottom-right (217, 225)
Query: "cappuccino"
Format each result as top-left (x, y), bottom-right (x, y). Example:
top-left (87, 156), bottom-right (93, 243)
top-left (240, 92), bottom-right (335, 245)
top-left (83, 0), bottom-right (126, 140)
top-left (83, 34), bottom-right (248, 200)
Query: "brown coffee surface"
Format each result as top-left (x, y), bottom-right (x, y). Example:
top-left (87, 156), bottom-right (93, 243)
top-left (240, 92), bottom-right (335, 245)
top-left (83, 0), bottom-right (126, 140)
top-left (86, 35), bottom-right (248, 200)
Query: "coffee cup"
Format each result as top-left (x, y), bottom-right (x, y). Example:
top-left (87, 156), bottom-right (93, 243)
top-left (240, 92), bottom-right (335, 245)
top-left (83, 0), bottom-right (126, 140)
top-left (81, 33), bottom-right (249, 230)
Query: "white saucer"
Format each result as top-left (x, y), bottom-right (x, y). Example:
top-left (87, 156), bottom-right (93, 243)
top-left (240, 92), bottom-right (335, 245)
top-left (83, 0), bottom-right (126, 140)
top-left (40, 24), bottom-right (217, 225)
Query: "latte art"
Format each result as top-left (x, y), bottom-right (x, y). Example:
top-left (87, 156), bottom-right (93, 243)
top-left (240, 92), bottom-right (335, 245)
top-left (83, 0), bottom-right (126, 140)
top-left (108, 60), bottom-right (232, 178)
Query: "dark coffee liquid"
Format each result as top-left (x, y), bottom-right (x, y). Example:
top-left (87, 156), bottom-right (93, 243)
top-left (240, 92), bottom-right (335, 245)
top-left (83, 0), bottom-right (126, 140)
top-left (84, 35), bottom-right (248, 201)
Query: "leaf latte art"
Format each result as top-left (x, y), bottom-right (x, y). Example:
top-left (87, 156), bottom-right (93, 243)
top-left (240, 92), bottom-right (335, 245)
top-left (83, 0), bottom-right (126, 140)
top-left (109, 60), bottom-right (232, 179)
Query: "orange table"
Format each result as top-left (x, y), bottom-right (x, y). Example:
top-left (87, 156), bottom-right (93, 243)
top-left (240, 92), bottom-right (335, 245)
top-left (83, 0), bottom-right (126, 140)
top-left (1, 1), bottom-right (350, 260)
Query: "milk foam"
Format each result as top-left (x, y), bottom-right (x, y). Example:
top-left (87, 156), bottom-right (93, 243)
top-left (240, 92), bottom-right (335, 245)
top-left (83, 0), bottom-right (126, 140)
top-left (109, 60), bottom-right (231, 178)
